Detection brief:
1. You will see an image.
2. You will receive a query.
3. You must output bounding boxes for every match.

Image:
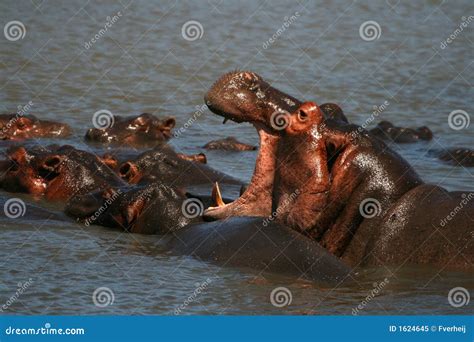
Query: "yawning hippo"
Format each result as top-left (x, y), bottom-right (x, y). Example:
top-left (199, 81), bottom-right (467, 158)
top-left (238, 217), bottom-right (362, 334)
top-left (202, 71), bottom-right (473, 270)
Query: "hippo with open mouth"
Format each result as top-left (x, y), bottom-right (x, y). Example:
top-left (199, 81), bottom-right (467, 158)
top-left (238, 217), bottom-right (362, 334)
top-left (202, 71), bottom-right (473, 271)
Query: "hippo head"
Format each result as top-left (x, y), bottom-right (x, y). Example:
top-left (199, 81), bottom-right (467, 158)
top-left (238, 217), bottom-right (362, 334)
top-left (1, 145), bottom-right (123, 201)
top-left (205, 71), bottom-right (348, 129)
top-left (85, 113), bottom-right (176, 147)
top-left (204, 71), bottom-right (302, 127)
top-left (1, 147), bottom-right (47, 196)
top-left (0, 114), bottom-right (71, 140)
top-left (65, 184), bottom-right (195, 234)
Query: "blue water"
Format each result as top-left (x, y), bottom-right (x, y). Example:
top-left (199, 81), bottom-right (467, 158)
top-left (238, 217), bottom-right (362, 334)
top-left (0, 0), bottom-right (472, 315)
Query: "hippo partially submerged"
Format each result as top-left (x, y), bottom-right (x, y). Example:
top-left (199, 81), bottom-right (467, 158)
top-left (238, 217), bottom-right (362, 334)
top-left (85, 113), bottom-right (176, 148)
top-left (203, 71), bottom-right (473, 270)
top-left (1, 145), bottom-right (125, 201)
top-left (0, 113), bottom-right (71, 140)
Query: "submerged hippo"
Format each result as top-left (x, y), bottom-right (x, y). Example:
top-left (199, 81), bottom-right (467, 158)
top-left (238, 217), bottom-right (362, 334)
top-left (436, 148), bottom-right (474, 167)
top-left (369, 120), bottom-right (433, 143)
top-left (1, 145), bottom-right (125, 201)
top-left (203, 71), bottom-right (473, 270)
top-left (117, 145), bottom-right (242, 193)
top-left (203, 137), bottom-right (256, 151)
top-left (0, 114), bottom-right (71, 140)
top-left (85, 113), bottom-right (176, 148)
top-left (65, 183), bottom-right (195, 234)
top-left (65, 181), bottom-right (350, 282)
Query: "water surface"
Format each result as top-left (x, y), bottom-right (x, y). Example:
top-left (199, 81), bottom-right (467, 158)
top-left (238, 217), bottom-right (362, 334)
top-left (0, 0), bottom-right (472, 315)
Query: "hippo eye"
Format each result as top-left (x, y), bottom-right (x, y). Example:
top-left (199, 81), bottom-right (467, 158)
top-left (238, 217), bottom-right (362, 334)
top-left (298, 110), bottom-right (309, 122)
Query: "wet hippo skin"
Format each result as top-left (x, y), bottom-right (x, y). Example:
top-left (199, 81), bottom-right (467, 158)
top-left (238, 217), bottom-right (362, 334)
top-left (167, 217), bottom-right (352, 283)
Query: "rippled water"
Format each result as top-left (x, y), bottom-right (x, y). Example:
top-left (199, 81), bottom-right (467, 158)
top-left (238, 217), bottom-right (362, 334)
top-left (0, 0), bottom-right (472, 315)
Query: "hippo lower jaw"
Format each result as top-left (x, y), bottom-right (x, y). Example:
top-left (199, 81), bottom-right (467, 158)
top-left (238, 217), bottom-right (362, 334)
top-left (203, 123), bottom-right (277, 220)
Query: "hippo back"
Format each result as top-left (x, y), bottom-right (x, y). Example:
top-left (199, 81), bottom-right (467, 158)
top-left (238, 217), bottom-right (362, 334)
top-left (167, 217), bottom-right (351, 283)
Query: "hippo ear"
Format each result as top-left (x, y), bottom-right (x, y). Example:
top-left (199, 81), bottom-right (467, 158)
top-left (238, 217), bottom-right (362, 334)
top-left (162, 117), bottom-right (176, 129)
top-left (8, 147), bottom-right (28, 165)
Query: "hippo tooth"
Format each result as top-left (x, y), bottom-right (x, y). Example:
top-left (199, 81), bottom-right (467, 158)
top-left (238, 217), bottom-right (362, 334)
top-left (211, 182), bottom-right (226, 207)
top-left (223, 118), bottom-right (229, 124)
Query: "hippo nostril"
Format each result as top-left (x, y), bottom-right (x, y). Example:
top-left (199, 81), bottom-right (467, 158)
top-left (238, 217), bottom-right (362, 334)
top-left (43, 155), bottom-right (63, 171)
top-left (119, 162), bottom-right (131, 176)
top-left (119, 162), bottom-right (141, 184)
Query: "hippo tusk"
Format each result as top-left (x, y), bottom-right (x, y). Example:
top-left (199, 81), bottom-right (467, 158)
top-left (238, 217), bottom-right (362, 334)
top-left (211, 182), bottom-right (226, 207)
